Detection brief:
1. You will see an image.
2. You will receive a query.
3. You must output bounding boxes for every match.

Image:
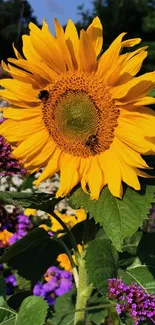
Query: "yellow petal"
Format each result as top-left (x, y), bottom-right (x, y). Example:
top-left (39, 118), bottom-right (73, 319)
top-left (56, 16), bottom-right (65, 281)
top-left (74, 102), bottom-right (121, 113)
top-left (134, 168), bottom-right (154, 178)
top-left (3, 107), bottom-right (41, 120)
top-left (97, 33), bottom-right (126, 81)
top-left (119, 114), bottom-right (155, 138)
top-left (112, 137), bottom-right (149, 169)
top-left (65, 19), bottom-right (80, 69)
top-left (56, 155), bottom-right (80, 197)
top-left (80, 157), bottom-right (92, 194)
top-left (79, 29), bottom-right (97, 73)
top-left (133, 97), bottom-right (155, 106)
top-left (54, 18), bottom-right (73, 71)
top-left (116, 119), bottom-right (152, 153)
top-left (33, 148), bottom-right (61, 186)
top-left (29, 22), bottom-right (66, 74)
top-left (12, 43), bottom-right (23, 59)
top-left (86, 16), bottom-right (103, 57)
top-left (121, 38), bottom-right (141, 47)
top-left (87, 156), bottom-right (104, 200)
top-left (0, 89), bottom-right (38, 108)
top-left (1, 61), bottom-right (39, 88)
top-left (111, 72), bottom-right (154, 100)
top-left (25, 139), bottom-right (56, 168)
top-left (99, 149), bottom-right (123, 198)
top-left (0, 117), bottom-right (43, 141)
top-left (8, 57), bottom-right (55, 85)
top-left (119, 51), bottom-right (147, 77)
top-left (118, 158), bottom-right (140, 190)
top-left (0, 79), bottom-right (38, 102)
top-left (13, 129), bottom-right (49, 160)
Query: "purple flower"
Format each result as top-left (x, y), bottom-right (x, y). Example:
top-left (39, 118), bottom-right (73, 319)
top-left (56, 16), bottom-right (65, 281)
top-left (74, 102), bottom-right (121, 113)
top-left (4, 274), bottom-right (17, 295)
top-left (9, 213), bottom-right (31, 245)
top-left (17, 215), bottom-right (30, 225)
top-left (33, 282), bottom-right (45, 298)
top-left (0, 135), bottom-right (26, 177)
top-left (5, 274), bottom-right (17, 287)
top-left (33, 266), bottom-right (73, 306)
top-left (9, 232), bottom-right (24, 245)
top-left (108, 278), bottom-right (155, 324)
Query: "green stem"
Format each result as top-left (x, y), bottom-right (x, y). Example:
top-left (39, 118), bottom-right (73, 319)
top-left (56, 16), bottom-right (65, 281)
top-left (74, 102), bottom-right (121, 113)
top-left (74, 256), bottom-right (93, 325)
top-left (51, 211), bottom-right (79, 255)
top-left (76, 303), bottom-right (116, 312)
top-left (53, 237), bottom-right (79, 288)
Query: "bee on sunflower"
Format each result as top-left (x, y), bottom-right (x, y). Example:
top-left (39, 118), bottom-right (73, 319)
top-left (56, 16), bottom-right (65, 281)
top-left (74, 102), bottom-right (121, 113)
top-left (0, 17), bottom-right (155, 199)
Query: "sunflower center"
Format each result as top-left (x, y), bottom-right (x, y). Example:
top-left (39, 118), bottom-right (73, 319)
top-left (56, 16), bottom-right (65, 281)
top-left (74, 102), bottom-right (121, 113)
top-left (41, 72), bottom-right (119, 157)
top-left (54, 92), bottom-right (98, 142)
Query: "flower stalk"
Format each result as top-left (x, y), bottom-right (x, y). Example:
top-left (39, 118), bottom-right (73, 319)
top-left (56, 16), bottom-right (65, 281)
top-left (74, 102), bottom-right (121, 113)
top-left (74, 254), bottom-right (93, 325)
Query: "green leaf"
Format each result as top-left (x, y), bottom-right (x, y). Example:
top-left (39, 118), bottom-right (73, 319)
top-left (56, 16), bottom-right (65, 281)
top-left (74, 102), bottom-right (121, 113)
top-left (16, 296), bottom-right (48, 325)
top-left (85, 239), bottom-right (118, 291)
top-left (87, 294), bottom-right (109, 325)
top-left (0, 318), bottom-right (16, 325)
top-left (14, 273), bottom-right (31, 291)
top-left (69, 185), bottom-right (155, 251)
top-left (0, 191), bottom-right (60, 211)
top-left (119, 232), bottom-right (142, 269)
top-left (21, 174), bottom-right (36, 190)
top-left (119, 264), bottom-right (155, 293)
top-left (122, 232), bottom-right (142, 256)
top-left (0, 297), bottom-right (16, 323)
top-left (51, 288), bottom-right (109, 325)
top-left (0, 228), bottom-right (65, 281)
top-left (51, 288), bottom-right (76, 325)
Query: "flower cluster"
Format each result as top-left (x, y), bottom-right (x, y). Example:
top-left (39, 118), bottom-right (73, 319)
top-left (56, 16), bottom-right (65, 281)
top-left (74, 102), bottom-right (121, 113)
top-left (0, 205), bottom-right (84, 304)
top-left (9, 214), bottom-right (32, 245)
top-left (0, 206), bottom-right (33, 248)
top-left (108, 278), bottom-right (155, 324)
top-left (0, 135), bottom-right (26, 177)
top-left (50, 208), bottom-right (86, 233)
top-left (33, 266), bottom-right (73, 306)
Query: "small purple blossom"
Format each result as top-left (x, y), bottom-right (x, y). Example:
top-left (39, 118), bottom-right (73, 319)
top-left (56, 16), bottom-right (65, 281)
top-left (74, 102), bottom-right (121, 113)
top-left (9, 214), bottom-right (31, 245)
top-left (4, 274), bottom-right (17, 295)
top-left (0, 135), bottom-right (26, 177)
top-left (33, 266), bottom-right (73, 306)
top-left (108, 278), bottom-right (155, 324)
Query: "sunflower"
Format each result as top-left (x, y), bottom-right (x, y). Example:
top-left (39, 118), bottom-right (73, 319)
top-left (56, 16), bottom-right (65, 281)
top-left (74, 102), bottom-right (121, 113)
top-left (0, 17), bottom-right (155, 200)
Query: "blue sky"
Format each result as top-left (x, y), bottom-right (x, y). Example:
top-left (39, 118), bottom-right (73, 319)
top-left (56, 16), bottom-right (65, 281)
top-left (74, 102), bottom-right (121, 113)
top-left (29, 0), bottom-right (93, 32)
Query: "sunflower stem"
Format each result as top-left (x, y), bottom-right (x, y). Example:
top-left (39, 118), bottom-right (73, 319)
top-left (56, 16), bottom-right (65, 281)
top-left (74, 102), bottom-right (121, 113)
top-left (51, 211), bottom-right (80, 255)
top-left (74, 254), bottom-right (93, 325)
top-left (53, 237), bottom-right (79, 288)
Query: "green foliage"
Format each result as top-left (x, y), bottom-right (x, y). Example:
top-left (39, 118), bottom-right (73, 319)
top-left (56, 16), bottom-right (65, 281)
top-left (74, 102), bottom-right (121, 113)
top-left (85, 238), bottom-right (118, 291)
top-left (0, 191), bottom-right (61, 212)
top-left (76, 0), bottom-right (155, 73)
top-left (51, 288), bottom-right (109, 325)
top-left (119, 263), bottom-right (155, 293)
top-left (0, 297), bottom-right (16, 323)
top-left (51, 288), bottom-right (76, 325)
top-left (0, 228), bottom-right (65, 281)
top-left (87, 294), bottom-right (109, 324)
top-left (69, 185), bottom-right (154, 251)
top-left (1, 319), bottom-right (16, 325)
top-left (0, 0), bottom-right (38, 61)
top-left (16, 296), bottom-right (48, 325)
top-left (77, 0), bottom-right (155, 41)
